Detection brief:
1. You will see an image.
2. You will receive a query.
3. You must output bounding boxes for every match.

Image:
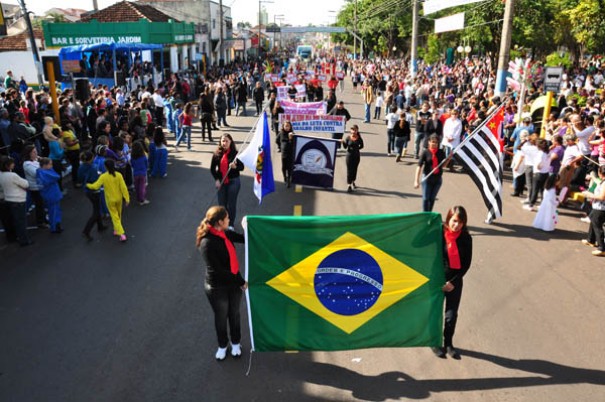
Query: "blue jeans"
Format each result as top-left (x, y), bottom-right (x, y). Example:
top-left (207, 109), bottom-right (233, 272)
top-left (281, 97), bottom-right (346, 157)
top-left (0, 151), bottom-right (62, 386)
top-left (176, 125), bottom-right (191, 148)
top-left (394, 137), bottom-right (408, 156)
top-left (421, 175), bottom-right (443, 212)
top-left (218, 177), bottom-right (241, 225)
top-left (414, 131), bottom-right (426, 157)
top-left (364, 104), bottom-right (371, 122)
top-left (387, 129), bottom-right (395, 154)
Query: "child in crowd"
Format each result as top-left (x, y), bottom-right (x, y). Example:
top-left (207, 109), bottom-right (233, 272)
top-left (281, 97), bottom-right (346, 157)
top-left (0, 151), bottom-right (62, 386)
top-left (149, 127), bottom-right (168, 178)
top-left (176, 102), bottom-right (193, 150)
top-left (78, 151), bottom-right (107, 241)
top-left (172, 103), bottom-right (183, 142)
top-left (533, 174), bottom-right (559, 232)
top-left (374, 91), bottom-right (384, 120)
top-left (130, 141), bottom-right (150, 206)
top-left (86, 159), bottom-right (130, 242)
top-left (36, 157), bottom-right (63, 233)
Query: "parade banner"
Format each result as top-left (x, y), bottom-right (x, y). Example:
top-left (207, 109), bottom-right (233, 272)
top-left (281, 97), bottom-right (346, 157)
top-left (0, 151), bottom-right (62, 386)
top-left (264, 73), bottom-right (280, 83)
top-left (281, 100), bottom-right (326, 115)
top-left (336, 71), bottom-right (345, 80)
top-left (244, 212), bottom-right (445, 351)
top-left (434, 12), bottom-right (465, 34)
top-left (423, 0), bottom-right (482, 15)
top-left (277, 85), bottom-right (307, 101)
top-left (279, 114), bottom-right (346, 133)
top-left (317, 74), bottom-right (327, 82)
top-left (286, 73), bottom-right (297, 84)
top-left (291, 135), bottom-right (338, 188)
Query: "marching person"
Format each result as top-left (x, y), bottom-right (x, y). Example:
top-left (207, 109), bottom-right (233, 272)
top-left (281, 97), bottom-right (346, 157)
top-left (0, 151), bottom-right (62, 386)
top-left (342, 125), bottom-right (364, 193)
top-left (196, 205), bottom-right (247, 361)
top-left (432, 205), bottom-right (473, 360)
top-left (210, 134), bottom-right (244, 229)
top-left (279, 121), bottom-right (295, 188)
top-left (414, 134), bottom-right (447, 212)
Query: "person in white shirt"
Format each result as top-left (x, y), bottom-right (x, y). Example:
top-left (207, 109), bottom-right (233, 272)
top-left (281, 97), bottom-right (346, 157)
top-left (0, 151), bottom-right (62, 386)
top-left (374, 92), bottom-right (384, 120)
top-left (0, 156), bottom-right (32, 246)
top-left (524, 139), bottom-right (552, 211)
top-left (441, 109), bottom-right (462, 170)
top-left (384, 108), bottom-right (400, 156)
top-left (151, 89), bottom-right (165, 127)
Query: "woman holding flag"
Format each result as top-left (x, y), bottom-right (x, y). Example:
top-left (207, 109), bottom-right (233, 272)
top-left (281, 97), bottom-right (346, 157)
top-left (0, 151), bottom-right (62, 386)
top-left (414, 134), bottom-right (447, 212)
top-left (196, 205), bottom-right (247, 361)
top-left (432, 205), bottom-right (473, 360)
top-left (210, 134), bottom-right (244, 230)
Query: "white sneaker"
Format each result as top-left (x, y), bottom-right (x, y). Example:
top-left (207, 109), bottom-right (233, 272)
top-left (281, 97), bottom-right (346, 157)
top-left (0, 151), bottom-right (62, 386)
top-left (520, 198), bottom-right (530, 204)
top-left (215, 347), bottom-right (227, 361)
top-left (523, 204), bottom-right (535, 211)
top-left (231, 343), bottom-right (242, 357)
top-left (580, 216), bottom-right (591, 223)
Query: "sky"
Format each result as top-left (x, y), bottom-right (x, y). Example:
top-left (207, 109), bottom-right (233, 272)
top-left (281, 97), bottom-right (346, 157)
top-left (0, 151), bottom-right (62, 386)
top-left (21, 0), bottom-right (347, 26)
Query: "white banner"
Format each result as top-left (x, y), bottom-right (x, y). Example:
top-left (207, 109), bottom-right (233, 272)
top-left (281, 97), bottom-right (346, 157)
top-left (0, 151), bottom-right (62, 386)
top-left (277, 85), bottom-right (307, 101)
top-left (434, 12), bottom-right (465, 34)
top-left (424, 0), bottom-right (482, 15)
top-left (279, 114), bottom-right (346, 133)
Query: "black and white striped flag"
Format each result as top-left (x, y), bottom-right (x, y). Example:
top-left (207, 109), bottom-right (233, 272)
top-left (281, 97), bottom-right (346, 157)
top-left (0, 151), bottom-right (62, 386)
top-left (453, 105), bottom-right (505, 223)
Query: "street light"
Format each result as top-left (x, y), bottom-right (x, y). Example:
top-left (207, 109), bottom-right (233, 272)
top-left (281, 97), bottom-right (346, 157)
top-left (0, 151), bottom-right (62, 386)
top-left (258, 0), bottom-right (273, 58)
top-left (273, 14), bottom-right (284, 51)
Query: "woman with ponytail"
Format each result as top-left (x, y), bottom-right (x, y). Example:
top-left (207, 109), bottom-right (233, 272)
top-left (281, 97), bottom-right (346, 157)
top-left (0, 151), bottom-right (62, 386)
top-left (431, 205), bottom-right (473, 360)
top-left (196, 206), bottom-right (246, 361)
top-left (86, 159), bottom-right (130, 242)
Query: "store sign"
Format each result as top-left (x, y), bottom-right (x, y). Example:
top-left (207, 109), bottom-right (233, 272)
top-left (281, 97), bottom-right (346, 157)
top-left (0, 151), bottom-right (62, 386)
top-left (174, 34), bottom-right (194, 43)
top-left (50, 36), bottom-right (142, 46)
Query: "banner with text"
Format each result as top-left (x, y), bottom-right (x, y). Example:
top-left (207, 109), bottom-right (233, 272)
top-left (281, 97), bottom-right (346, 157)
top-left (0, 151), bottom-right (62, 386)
top-left (434, 12), bottom-right (465, 34)
top-left (279, 114), bottom-right (346, 134)
top-left (277, 85), bottom-right (307, 101)
top-left (281, 100), bottom-right (326, 115)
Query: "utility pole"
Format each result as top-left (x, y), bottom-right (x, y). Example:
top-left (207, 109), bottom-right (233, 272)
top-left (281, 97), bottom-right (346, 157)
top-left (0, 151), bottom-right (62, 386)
top-left (219, 0), bottom-right (224, 65)
top-left (18, 0), bottom-right (43, 85)
top-left (495, 0), bottom-right (515, 96)
top-left (410, 0), bottom-right (418, 78)
top-left (353, 0), bottom-right (357, 59)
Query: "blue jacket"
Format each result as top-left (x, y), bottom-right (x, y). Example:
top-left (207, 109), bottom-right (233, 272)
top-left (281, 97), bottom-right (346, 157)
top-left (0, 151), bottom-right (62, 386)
top-left (131, 156), bottom-right (148, 177)
top-left (36, 168), bottom-right (63, 203)
top-left (78, 162), bottom-right (100, 193)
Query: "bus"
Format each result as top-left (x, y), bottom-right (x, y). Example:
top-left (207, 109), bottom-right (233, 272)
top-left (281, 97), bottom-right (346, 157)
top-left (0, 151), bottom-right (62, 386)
top-left (296, 45), bottom-right (313, 60)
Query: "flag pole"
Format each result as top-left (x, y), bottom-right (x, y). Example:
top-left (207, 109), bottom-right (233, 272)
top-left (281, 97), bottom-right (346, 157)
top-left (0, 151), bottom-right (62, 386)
top-left (421, 102), bottom-right (507, 183)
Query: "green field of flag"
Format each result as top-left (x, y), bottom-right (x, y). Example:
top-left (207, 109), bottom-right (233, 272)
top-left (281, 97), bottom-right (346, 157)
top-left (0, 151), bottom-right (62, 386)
top-left (244, 213), bottom-right (445, 352)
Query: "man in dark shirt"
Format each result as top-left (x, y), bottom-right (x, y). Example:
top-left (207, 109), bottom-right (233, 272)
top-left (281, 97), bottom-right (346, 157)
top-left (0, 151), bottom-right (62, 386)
top-left (331, 101), bottom-right (351, 149)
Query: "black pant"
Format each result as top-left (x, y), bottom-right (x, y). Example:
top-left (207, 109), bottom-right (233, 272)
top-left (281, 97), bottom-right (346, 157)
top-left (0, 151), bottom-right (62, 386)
top-left (201, 115), bottom-right (213, 141)
top-left (30, 190), bottom-right (46, 225)
top-left (66, 150), bottom-right (80, 187)
top-left (83, 192), bottom-right (104, 235)
top-left (444, 279), bottom-right (463, 347)
top-left (255, 99), bottom-right (263, 114)
top-left (346, 153), bottom-right (360, 184)
top-left (205, 284), bottom-right (242, 348)
top-left (529, 172), bottom-right (548, 207)
top-left (7, 201), bottom-right (30, 245)
top-left (0, 201), bottom-right (17, 242)
top-left (588, 209), bottom-right (605, 252)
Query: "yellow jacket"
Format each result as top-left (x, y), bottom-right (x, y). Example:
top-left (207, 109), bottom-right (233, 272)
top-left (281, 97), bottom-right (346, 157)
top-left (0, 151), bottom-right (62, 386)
top-left (86, 171), bottom-right (130, 204)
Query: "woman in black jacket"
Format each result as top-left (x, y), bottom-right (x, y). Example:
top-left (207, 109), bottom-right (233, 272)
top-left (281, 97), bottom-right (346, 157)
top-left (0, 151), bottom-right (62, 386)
top-left (210, 134), bottom-right (244, 228)
top-left (392, 113), bottom-right (411, 162)
top-left (342, 124), bottom-right (364, 193)
top-left (432, 205), bottom-right (473, 360)
top-left (279, 121), bottom-right (295, 187)
top-left (196, 205), bottom-right (246, 361)
top-left (414, 134), bottom-right (446, 212)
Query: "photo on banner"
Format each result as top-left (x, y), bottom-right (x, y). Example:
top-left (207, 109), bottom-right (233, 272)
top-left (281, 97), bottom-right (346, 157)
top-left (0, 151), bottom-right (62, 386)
top-left (291, 135), bottom-right (339, 189)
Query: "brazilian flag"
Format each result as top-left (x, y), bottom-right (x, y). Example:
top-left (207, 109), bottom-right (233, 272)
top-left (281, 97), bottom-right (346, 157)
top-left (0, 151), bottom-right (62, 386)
top-left (244, 212), bottom-right (445, 352)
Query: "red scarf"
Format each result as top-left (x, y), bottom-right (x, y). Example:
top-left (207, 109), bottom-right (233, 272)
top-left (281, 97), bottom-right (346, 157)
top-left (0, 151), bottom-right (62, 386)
top-left (444, 228), bottom-right (462, 269)
top-left (429, 148), bottom-right (440, 174)
top-left (208, 226), bottom-right (239, 275)
top-left (220, 149), bottom-right (230, 184)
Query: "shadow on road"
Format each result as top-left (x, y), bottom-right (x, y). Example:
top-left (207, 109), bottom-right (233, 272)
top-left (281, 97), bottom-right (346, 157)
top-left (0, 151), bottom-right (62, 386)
top-left (282, 349), bottom-right (605, 401)
top-left (468, 221), bottom-right (584, 242)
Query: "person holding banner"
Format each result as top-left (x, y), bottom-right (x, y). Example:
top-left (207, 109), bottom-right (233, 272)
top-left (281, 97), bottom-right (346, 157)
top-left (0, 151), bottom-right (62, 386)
top-left (342, 125), bottom-right (364, 193)
top-left (279, 121), bottom-right (295, 188)
top-left (210, 134), bottom-right (244, 229)
top-left (196, 205), bottom-right (247, 361)
top-left (431, 205), bottom-right (472, 360)
top-left (414, 134), bottom-right (446, 212)
top-left (331, 101), bottom-right (351, 150)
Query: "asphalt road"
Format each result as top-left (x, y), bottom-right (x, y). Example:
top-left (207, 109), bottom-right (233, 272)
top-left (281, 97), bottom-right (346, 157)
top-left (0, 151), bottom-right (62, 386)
top-left (1, 79), bottom-right (604, 402)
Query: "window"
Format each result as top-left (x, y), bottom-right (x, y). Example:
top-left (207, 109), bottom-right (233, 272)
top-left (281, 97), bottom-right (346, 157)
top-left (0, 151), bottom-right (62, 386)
top-left (212, 19), bottom-right (216, 29)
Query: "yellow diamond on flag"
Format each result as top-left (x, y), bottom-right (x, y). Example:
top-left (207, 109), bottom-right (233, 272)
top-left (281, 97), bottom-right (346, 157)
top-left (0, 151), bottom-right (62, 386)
top-left (266, 232), bottom-right (429, 334)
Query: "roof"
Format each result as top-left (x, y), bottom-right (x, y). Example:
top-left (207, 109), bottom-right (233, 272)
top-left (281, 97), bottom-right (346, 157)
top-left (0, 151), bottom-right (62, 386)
top-left (44, 8), bottom-right (88, 21)
top-left (0, 29), bottom-right (44, 52)
top-left (80, 1), bottom-right (178, 23)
